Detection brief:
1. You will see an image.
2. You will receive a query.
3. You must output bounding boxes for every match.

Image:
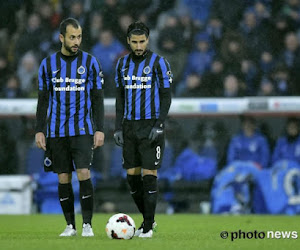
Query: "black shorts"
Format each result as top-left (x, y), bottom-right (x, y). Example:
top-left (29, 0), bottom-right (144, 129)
top-left (44, 135), bottom-right (93, 174)
top-left (122, 119), bottom-right (165, 170)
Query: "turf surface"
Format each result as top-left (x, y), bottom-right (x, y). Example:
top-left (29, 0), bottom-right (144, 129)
top-left (0, 214), bottom-right (299, 250)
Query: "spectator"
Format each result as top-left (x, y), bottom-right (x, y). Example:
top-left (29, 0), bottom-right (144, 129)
top-left (278, 32), bottom-right (300, 69)
top-left (259, 50), bottom-right (275, 76)
top-left (272, 117), bottom-right (300, 164)
top-left (227, 115), bottom-right (270, 168)
top-left (223, 74), bottom-right (245, 97)
top-left (257, 77), bottom-right (276, 96)
top-left (15, 13), bottom-right (42, 61)
top-left (101, 0), bottom-right (123, 35)
top-left (270, 64), bottom-right (293, 96)
top-left (114, 13), bottom-right (134, 47)
top-left (179, 73), bottom-right (206, 97)
top-left (180, 0), bottom-right (213, 27)
top-left (183, 32), bottom-right (215, 79)
top-left (17, 51), bottom-right (38, 97)
top-left (37, 1), bottom-right (61, 31)
top-left (91, 29), bottom-right (125, 97)
top-left (239, 9), bottom-right (271, 61)
top-left (91, 29), bottom-right (125, 76)
top-left (220, 32), bottom-right (247, 76)
top-left (191, 121), bottom-right (229, 167)
top-left (206, 15), bottom-right (224, 52)
top-left (211, 0), bottom-right (245, 31)
top-left (0, 54), bottom-right (10, 90)
top-left (280, 0), bottom-right (300, 30)
top-left (240, 58), bottom-right (259, 95)
top-left (250, 1), bottom-right (271, 22)
top-left (201, 58), bottom-right (226, 97)
top-left (157, 14), bottom-right (187, 89)
top-left (1, 74), bottom-right (23, 98)
top-left (86, 12), bottom-right (104, 50)
top-left (270, 15), bottom-right (294, 55)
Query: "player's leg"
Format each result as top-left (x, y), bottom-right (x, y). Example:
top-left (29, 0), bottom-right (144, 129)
top-left (58, 172), bottom-right (77, 236)
top-left (123, 121), bottom-right (144, 218)
top-left (50, 137), bottom-right (76, 236)
top-left (72, 135), bottom-right (94, 236)
top-left (140, 169), bottom-right (158, 237)
top-left (138, 120), bottom-right (164, 238)
top-left (126, 167), bottom-right (144, 214)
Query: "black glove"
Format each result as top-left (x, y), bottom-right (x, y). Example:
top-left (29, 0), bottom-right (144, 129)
top-left (114, 130), bottom-right (124, 147)
top-left (148, 127), bottom-right (164, 142)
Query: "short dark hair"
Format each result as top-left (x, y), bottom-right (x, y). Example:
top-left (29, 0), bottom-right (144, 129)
top-left (59, 18), bottom-right (81, 36)
top-left (127, 21), bottom-right (149, 38)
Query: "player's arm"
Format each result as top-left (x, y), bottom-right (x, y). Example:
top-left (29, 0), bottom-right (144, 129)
top-left (114, 59), bottom-right (125, 146)
top-left (35, 59), bottom-right (50, 151)
top-left (90, 57), bottom-right (105, 148)
top-left (149, 57), bottom-right (172, 142)
top-left (155, 57), bottom-right (172, 127)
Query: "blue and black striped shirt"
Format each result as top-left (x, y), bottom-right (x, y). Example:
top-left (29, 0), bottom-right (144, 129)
top-left (36, 50), bottom-right (104, 138)
top-left (115, 50), bottom-right (172, 130)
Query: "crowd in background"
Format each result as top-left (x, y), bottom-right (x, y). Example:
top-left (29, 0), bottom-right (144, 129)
top-left (1, 0), bottom-right (300, 98)
top-left (1, 1), bottom-right (300, 214)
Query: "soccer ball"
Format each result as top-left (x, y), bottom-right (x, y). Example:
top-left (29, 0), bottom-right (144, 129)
top-left (105, 213), bottom-right (136, 239)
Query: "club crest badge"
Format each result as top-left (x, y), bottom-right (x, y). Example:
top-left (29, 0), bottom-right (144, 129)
top-left (44, 157), bottom-right (52, 167)
top-left (77, 66), bottom-right (86, 75)
top-left (143, 66), bottom-right (151, 74)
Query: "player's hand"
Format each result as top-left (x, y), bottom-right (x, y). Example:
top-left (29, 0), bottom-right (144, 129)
top-left (114, 130), bottom-right (124, 147)
top-left (94, 131), bottom-right (105, 148)
top-left (148, 127), bottom-right (163, 142)
top-left (35, 132), bottom-right (46, 151)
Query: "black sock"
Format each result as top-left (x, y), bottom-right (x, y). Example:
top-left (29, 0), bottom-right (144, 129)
top-left (143, 175), bottom-right (158, 233)
top-left (58, 183), bottom-right (75, 229)
top-left (127, 174), bottom-right (144, 217)
top-left (79, 179), bottom-right (94, 225)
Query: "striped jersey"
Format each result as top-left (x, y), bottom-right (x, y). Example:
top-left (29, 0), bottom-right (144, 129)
top-left (115, 50), bottom-right (172, 121)
top-left (37, 50), bottom-right (104, 138)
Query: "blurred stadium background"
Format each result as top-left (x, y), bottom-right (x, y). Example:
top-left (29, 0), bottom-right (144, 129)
top-left (1, 0), bottom-right (300, 216)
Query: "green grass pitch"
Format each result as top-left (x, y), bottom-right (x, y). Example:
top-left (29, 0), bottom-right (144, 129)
top-left (0, 214), bottom-right (299, 250)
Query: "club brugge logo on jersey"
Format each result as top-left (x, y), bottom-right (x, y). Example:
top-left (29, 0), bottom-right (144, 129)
top-left (143, 66), bottom-right (151, 74)
top-left (77, 65), bottom-right (85, 75)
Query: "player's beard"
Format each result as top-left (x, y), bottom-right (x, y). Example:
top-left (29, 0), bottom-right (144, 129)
top-left (63, 41), bottom-right (79, 55)
top-left (134, 49), bottom-right (144, 56)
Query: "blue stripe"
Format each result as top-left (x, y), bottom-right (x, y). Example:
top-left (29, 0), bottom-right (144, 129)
top-left (122, 56), bottom-right (128, 119)
top-left (145, 54), bottom-right (157, 119)
top-left (126, 58), bottom-right (134, 120)
top-left (154, 79), bottom-right (160, 119)
top-left (47, 94), bottom-right (52, 137)
top-left (93, 57), bottom-right (103, 89)
top-left (134, 60), bottom-right (146, 120)
top-left (86, 56), bottom-right (94, 134)
top-left (79, 52), bottom-right (87, 135)
top-left (69, 58), bottom-right (77, 135)
top-left (164, 59), bottom-right (172, 88)
top-left (159, 58), bottom-right (170, 88)
top-left (38, 59), bottom-right (46, 91)
top-left (115, 59), bottom-right (120, 87)
top-left (50, 54), bottom-right (57, 137)
top-left (59, 58), bottom-right (67, 137)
